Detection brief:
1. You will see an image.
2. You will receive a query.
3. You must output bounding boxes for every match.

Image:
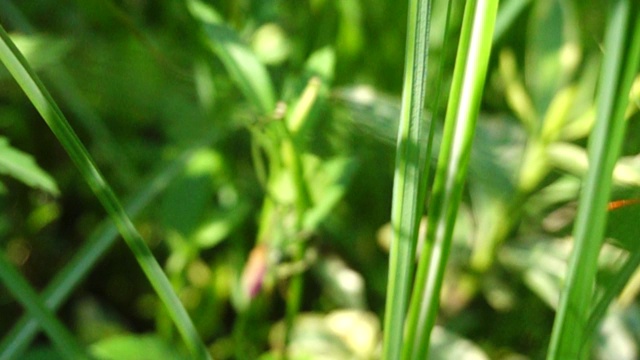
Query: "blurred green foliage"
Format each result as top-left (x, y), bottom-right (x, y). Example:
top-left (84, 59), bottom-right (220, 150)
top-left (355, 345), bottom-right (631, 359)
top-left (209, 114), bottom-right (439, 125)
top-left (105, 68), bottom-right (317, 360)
top-left (1, 0), bottom-right (640, 359)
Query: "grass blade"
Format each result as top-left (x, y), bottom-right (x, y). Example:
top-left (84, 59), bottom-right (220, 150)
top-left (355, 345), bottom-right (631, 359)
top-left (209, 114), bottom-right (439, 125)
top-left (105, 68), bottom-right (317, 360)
top-left (0, 0), bottom-right (137, 185)
top-left (0, 144), bottom-right (212, 359)
top-left (0, 251), bottom-right (88, 359)
top-left (404, 1), bottom-right (498, 358)
top-left (0, 24), bottom-right (211, 360)
top-left (547, 1), bottom-right (640, 358)
top-left (382, 0), bottom-right (435, 358)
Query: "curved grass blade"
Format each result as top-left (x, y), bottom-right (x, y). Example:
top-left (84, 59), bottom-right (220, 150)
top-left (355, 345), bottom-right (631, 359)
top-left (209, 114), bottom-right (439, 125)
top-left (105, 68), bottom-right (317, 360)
top-left (0, 24), bottom-right (211, 360)
top-left (404, 1), bottom-right (499, 358)
top-left (547, 1), bottom-right (640, 358)
top-left (382, 0), bottom-right (435, 358)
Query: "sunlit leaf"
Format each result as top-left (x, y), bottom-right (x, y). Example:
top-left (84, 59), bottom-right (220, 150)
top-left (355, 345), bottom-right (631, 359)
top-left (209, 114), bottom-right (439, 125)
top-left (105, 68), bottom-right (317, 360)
top-left (0, 137), bottom-right (59, 195)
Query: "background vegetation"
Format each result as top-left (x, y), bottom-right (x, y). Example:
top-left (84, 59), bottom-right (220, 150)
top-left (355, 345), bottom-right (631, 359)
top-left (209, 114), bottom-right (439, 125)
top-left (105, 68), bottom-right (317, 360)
top-left (1, 0), bottom-right (639, 359)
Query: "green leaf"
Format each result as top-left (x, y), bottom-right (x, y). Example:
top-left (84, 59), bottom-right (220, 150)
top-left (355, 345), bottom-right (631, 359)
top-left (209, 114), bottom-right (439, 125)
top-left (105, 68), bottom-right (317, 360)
top-left (0, 136), bottom-right (59, 195)
top-left (90, 334), bottom-right (189, 360)
top-left (547, 143), bottom-right (640, 187)
top-left (525, 0), bottom-right (580, 119)
top-left (0, 34), bottom-right (72, 80)
top-left (302, 155), bottom-right (357, 232)
top-left (193, 201), bottom-right (251, 249)
top-left (251, 23), bottom-right (292, 66)
top-left (161, 170), bottom-right (215, 237)
top-left (187, 0), bottom-right (276, 115)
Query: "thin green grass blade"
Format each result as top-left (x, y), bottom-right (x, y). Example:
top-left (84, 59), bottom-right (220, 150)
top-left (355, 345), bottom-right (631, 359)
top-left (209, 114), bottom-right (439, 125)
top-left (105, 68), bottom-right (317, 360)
top-left (547, 1), bottom-right (640, 358)
top-left (404, 1), bottom-right (498, 358)
top-left (382, 0), bottom-right (434, 358)
top-left (0, 143), bottom-right (213, 359)
top-left (0, 251), bottom-right (88, 359)
top-left (403, 0), bottom-right (454, 357)
top-left (584, 11), bottom-right (640, 344)
top-left (0, 24), bottom-right (211, 360)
